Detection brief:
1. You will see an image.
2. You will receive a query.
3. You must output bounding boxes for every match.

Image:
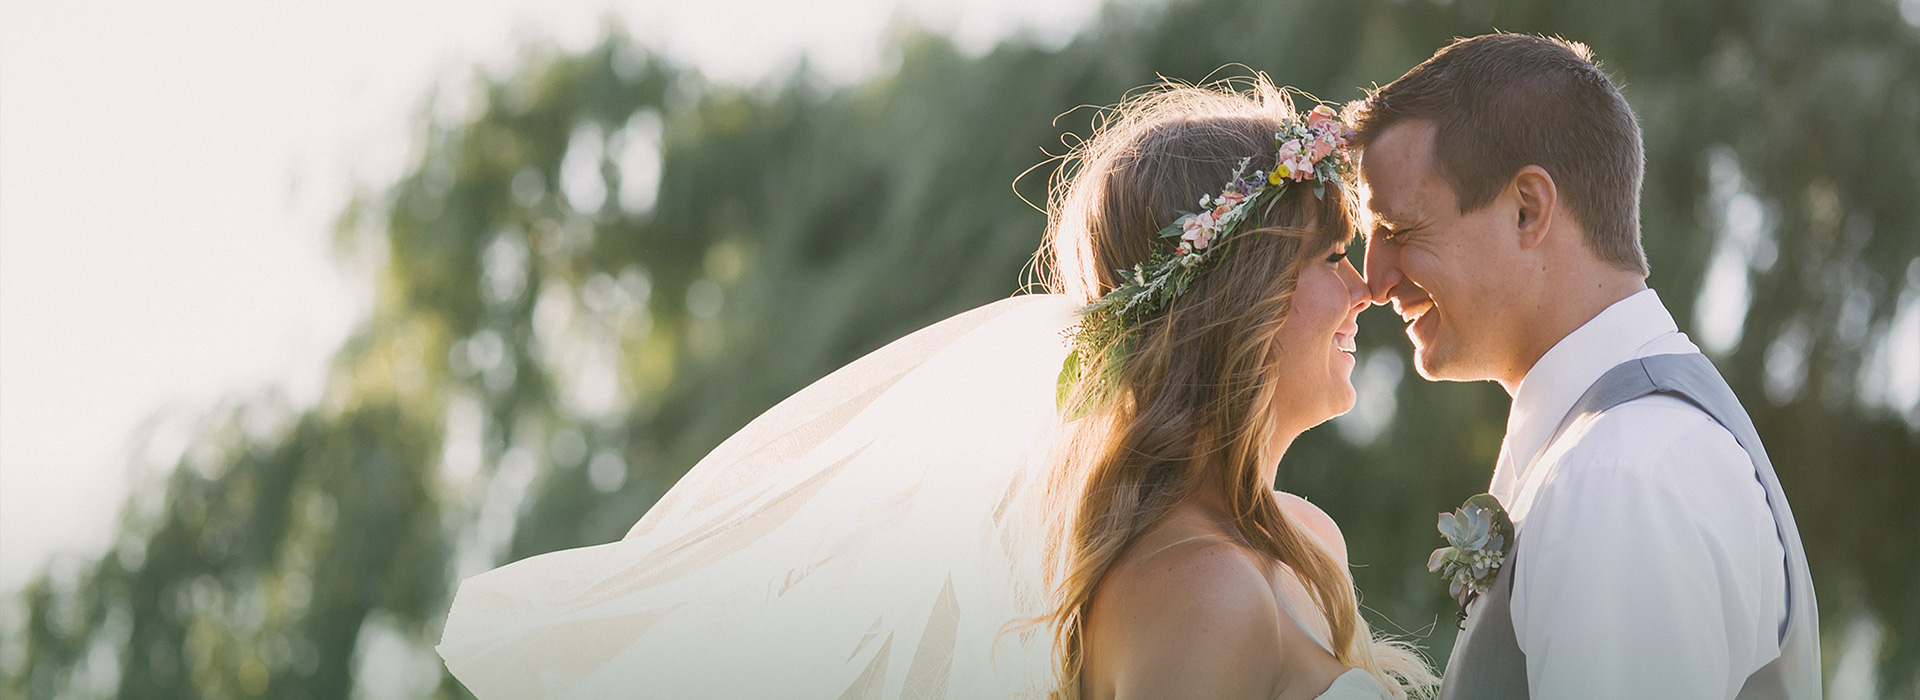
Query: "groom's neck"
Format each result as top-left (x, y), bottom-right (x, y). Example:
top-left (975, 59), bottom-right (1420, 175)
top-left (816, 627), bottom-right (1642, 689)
top-left (1497, 264), bottom-right (1648, 395)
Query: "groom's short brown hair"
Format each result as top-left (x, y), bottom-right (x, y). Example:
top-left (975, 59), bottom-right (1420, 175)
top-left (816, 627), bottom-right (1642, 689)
top-left (1348, 34), bottom-right (1649, 275)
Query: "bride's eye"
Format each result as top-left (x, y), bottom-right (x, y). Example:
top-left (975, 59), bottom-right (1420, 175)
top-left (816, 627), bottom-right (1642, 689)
top-left (1325, 249), bottom-right (1348, 265)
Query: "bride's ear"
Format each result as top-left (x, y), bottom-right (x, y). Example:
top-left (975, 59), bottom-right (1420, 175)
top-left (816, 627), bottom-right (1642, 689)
top-left (1511, 165), bottom-right (1558, 250)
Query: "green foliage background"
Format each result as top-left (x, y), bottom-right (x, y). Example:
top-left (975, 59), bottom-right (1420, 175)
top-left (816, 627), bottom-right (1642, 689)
top-left (10, 0), bottom-right (1919, 697)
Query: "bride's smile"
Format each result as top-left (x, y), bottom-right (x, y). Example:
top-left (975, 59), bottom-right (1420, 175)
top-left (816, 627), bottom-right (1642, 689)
top-left (1269, 243), bottom-right (1372, 432)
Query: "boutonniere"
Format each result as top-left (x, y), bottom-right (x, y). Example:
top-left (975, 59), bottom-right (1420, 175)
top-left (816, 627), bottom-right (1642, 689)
top-left (1428, 494), bottom-right (1515, 615)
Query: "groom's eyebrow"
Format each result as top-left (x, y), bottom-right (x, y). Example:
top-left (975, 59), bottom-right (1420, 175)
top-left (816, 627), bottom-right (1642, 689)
top-left (1378, 195), bottom-right (1430, 226)
top-left (1362, 194), bottom-right (1390, 221)
top-left (1361, 185), bottom-right (1405, 223)
top-left (1368, 202), bottom-right (1410, 229)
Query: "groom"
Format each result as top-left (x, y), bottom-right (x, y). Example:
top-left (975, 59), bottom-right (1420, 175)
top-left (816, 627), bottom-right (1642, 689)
top-left (1348, 34), bottom-right (1820, 698)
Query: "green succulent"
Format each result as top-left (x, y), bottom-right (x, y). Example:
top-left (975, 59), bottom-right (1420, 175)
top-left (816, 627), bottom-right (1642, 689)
top-left (1429, 493), bottom-right (1516, 608)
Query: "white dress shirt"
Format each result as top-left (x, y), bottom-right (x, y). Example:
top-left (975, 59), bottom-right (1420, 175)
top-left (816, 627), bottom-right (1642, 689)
top-left (1490, 289), bottom-right (1788, 700)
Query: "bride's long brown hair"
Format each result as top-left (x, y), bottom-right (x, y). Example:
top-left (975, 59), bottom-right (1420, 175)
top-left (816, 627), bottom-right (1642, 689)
top-left (1032, 78), bottom-right (1435, 699)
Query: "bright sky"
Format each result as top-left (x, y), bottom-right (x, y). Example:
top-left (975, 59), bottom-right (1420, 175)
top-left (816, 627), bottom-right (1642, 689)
top-left (0, 0), bottom-right (1100, 593)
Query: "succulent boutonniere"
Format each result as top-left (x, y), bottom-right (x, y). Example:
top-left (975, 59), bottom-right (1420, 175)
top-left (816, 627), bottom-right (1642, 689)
top-left (1428, 494), bottom-right (1515, 612)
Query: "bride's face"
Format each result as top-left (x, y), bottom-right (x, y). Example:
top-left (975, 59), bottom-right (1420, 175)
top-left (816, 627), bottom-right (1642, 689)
top-left (1266, 241), bottom-right (1369, 436)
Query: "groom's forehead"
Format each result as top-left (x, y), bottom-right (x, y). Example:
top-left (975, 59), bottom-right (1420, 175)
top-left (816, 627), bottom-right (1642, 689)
top-left (1357, 159), bottom-right (1414, 223)
top-left (1358, 121), bottom-right (1442, 218)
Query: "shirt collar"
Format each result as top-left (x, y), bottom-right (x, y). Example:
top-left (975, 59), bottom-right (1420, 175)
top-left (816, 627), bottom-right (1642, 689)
top-left (1490, 289), bottom-right (1681, 505)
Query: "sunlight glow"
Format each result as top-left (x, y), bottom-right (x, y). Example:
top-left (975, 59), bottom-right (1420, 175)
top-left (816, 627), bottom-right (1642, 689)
top-left (1693, 146), bottom-right (1777, 357)
top-left (0, 0), bottom-right (1096, 599)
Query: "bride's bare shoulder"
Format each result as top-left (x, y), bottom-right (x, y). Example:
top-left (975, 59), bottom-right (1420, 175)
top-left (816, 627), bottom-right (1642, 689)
top-left (1274, 491), bottom-right (1348, 568)
top-left (1095, 529), bottom-right (1275, 622)
top-left (1082, 522), bottom-right (1284, 698)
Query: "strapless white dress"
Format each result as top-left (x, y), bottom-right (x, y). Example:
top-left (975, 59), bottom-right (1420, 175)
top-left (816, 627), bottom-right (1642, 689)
top-left (1272, 562), bottom-right (1396, 700)
top-left (1314, 668), bottom-right (1395, 700)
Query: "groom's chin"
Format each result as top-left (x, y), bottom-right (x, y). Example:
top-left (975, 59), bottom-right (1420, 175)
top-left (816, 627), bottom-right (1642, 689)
top-left (1409, 345), bottom-right (1463, 383)
top-left (1409, 349), bottom-right (1491, 384)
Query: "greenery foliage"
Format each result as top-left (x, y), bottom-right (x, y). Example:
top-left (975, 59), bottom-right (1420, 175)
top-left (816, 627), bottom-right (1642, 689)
top-left (9, 0), bottom-right (1918, 697)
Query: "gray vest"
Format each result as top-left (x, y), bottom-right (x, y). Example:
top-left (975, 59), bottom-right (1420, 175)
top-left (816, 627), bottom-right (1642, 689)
top-left (1438, 354), bottom-right (1821, 699)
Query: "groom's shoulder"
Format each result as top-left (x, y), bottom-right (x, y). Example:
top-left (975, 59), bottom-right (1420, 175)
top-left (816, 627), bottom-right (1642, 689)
top-left (1558, 394), bottom-right (1754, 486)
top-left (1535, 394), bottom-right (1783, 585)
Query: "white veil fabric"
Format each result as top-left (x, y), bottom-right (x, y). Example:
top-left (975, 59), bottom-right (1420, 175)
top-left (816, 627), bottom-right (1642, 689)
top-left (438, 294), bottom-right (1079, 699)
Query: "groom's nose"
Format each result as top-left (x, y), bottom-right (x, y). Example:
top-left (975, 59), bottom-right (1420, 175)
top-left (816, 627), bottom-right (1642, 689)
top-left (1361, 238), bottom-right (1400, 305)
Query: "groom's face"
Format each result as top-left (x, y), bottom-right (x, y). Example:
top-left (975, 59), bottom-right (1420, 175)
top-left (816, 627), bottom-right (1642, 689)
top-left (1357, 121), bottom-right (1524, 382)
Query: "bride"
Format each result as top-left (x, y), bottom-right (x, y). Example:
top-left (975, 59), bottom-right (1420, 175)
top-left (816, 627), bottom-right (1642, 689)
top-left (438, 79), bottom-right (1435, 700)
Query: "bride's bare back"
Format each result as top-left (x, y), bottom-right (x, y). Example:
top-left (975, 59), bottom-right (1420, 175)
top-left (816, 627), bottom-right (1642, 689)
top-left (1079, 493), bottom-right (1352, 700)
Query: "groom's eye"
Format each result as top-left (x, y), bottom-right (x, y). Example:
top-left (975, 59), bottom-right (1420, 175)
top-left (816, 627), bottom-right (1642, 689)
top-left (1374, 220), bottom-right (1417, 242)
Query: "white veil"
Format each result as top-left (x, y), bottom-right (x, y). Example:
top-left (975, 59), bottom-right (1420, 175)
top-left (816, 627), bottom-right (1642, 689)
top-left (438, 294), bottom-right (1078, 699)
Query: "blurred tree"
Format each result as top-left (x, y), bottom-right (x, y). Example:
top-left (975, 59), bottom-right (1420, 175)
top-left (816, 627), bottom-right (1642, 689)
top-left (9, 0), bottom-right (1917, 697)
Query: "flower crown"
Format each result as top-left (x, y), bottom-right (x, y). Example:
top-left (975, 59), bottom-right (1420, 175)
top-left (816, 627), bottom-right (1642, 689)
top-left (1059, 105), bottom-right (1355, 404)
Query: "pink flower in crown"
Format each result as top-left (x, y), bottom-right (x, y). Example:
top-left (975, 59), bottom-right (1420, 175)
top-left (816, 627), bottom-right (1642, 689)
top-left (1277, 138), bottom-right (1302, 162)
top-left (1308, 133), bottom-right (1336, 161)
top-left (1180, 210), bottom-right (1217, 249)
top-left (1285, 155), bottom-right (1316, 182)
top-left (1215, 190), bottom-right (1246, 209)
top-left (1307, 106), bottom-right (1351, 157)
top-left (1269, 139), bottom-right (1310, 183)
top-left (1306, 104), bottom-right (1338, 131)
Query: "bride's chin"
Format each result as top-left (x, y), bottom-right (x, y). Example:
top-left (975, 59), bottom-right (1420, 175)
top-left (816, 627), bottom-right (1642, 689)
top-left (1323, 388), bottom-right (1359, 422)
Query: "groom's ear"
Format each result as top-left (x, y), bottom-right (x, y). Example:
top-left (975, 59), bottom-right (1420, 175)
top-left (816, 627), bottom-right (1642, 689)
top-left (1511, 165), bottom-right (1558, 250)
